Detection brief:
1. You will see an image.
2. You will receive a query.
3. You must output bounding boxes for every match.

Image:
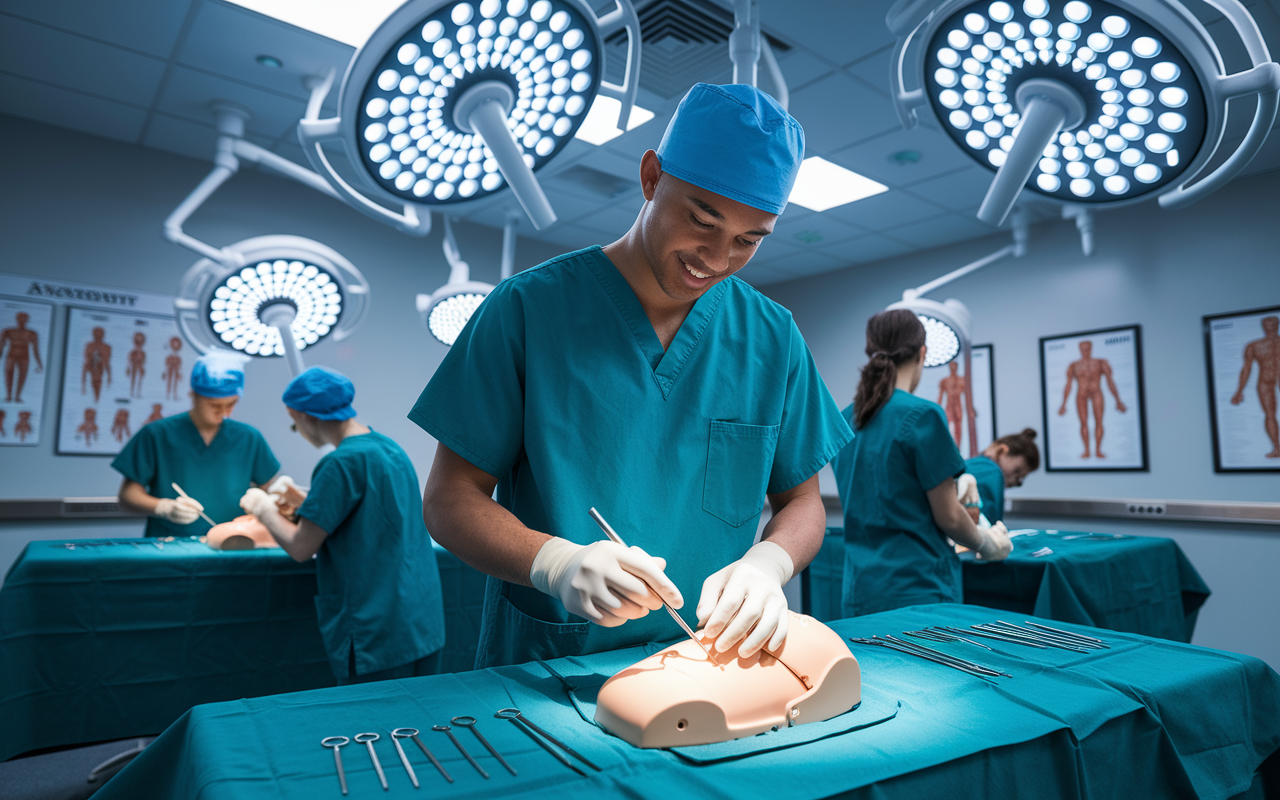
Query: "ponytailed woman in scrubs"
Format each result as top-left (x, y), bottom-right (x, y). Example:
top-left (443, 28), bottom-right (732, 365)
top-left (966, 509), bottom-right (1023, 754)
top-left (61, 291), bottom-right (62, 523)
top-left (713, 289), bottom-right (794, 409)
top-left (961, 429), bottom-right (1041, 525)
top-left (833, 310), bottom-right (1013, 617)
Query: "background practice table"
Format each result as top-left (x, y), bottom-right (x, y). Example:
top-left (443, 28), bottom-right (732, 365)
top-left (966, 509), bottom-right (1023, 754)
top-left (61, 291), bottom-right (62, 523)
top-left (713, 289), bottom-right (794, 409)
top-left (0, 537), bottom-right (487, 761)
top-left (805, 528), bottom-right (1210, 642)
top-left (94, 604), bottom-right (1279, 800)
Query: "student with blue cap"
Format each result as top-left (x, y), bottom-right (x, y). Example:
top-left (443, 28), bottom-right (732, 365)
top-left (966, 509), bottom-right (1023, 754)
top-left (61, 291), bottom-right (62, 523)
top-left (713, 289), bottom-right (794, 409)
top-left (241, 366), bottom-right (446, 684)
top-left (412, 83), bottom-right (853, 668)
top-left (114, 350), bottom-right (283, 537)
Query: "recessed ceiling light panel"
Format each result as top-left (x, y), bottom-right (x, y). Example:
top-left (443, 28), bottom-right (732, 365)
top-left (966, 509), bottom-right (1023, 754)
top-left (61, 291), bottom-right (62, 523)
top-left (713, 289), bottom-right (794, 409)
top-left (788, 156), bottom-right (888, 212)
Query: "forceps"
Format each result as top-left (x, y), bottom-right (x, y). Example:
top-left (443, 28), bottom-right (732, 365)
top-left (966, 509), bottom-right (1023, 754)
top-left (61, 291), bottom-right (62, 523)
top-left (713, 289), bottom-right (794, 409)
top-left (495, 708), bottom-right (601, 772)
top-left (321, 736), bottom-right (349, 796)
top-left (392, 728), bottom-right (452, 783)
top-left (354, 733), bottom-right (388, 790)
top-left (453, 716), bottom-right (517, 776)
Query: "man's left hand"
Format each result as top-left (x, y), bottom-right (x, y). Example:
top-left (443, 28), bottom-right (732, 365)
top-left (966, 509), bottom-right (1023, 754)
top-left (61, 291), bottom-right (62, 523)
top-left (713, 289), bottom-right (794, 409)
top-left (696, 541), bottom-right (794, 658)
top-left (239, 488), bottom-right (278, 520)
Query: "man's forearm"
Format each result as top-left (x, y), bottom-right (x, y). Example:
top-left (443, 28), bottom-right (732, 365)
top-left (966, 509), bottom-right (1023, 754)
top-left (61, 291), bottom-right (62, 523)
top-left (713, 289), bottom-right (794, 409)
top-left (759, 475), bottom-right (825, 576)
top-left (117, 480), bottom-right (159, 515)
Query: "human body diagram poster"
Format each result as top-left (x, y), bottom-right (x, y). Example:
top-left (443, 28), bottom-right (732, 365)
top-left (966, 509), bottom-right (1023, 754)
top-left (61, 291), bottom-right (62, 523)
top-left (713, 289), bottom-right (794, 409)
top-left (57, 307), bottom-right (189, 455)
top-left (914, 344), bottom-right (996, 458)
top-left (1040, 326), bottom-right (1148, 471)
top-left (1204, 306), bottom-right (1280, 471)
top-left (0, 296), bottom-right (53, 447)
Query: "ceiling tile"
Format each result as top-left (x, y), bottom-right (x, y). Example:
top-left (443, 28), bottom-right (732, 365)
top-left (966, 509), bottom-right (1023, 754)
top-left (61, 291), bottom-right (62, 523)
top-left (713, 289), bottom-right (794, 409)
top-left (788, 72), bottom-right (899, 155)
top-left (571, 199), bottom-right (642, 237)
top-left (141, 112), bottom-right (219, 162)
top-left (528, 223), bottom-right (604, 251)
top-left (0, 14), bottom-right (167, 107)
top-left (823, 232), bottom-right (914, 265)
top-left (822, 189), bottom-right (946, 232)
top-left (0, 75), bottom-right (147, 143)
top-left (735, 264), bottom-right (794, 288)
top-left (1, 0), bottom-right (191, 58)
top-left (883, 212), bottom-right (1000, 251)
top-left (902, 166), bottom-right (994, 212)
top-left (772, 48), bottom-right (836, 92)
top-left (830, 124), bottom-right (974, 188)
top-left (844, 46), bottom-right (893, 93)
top-left (176, 1), bottom-right (353, 104)
top-left (574, 146), bottom-right (643, 182)
top-left (769, 208), bottom-right (867, 250)
top-left (758, 1), bottom-right (895, 69)
top-left (761, 247), bottom-right (849, 276)
top-left (152, 65), bottom-right (309, 139)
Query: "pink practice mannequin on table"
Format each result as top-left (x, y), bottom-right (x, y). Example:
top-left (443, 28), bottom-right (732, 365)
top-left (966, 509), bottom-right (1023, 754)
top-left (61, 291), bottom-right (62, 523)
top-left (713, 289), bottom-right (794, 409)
top-left (205, 484), bottom-right (306, 550)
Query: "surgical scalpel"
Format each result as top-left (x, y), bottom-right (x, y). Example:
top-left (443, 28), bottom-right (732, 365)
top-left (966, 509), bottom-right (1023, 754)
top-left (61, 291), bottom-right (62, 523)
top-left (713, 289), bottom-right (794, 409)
top-left (588, 507), bottom-right (712, 660)
top-left (171, 482), bottom-right (217, 527)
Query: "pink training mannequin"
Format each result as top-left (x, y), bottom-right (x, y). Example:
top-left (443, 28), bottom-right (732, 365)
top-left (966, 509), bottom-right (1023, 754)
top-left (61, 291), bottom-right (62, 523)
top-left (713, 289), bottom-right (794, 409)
top-left (595, 612), bottom-right (861, 748)
top-left (205, 484), bottom-right (306, 550)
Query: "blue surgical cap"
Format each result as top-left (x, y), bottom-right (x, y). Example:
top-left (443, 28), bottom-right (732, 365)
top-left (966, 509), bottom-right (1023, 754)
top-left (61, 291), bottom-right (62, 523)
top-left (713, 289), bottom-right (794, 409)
top-left (655, 83), bottom-right (804, 215)
top-left (191, 351), bottom-right (246, 399)
top-left (282, 366), bottom-right (356, 420)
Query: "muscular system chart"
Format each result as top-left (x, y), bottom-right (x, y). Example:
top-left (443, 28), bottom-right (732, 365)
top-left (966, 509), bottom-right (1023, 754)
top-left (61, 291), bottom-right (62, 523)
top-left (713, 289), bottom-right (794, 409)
top-left (0, 296), bottom-right (53, 447)
top-left (57, 307), bottom-right (187, 455)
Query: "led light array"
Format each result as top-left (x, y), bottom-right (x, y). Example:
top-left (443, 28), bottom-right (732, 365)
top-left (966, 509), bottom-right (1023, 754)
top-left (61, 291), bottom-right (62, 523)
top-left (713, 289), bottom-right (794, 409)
top-left (919, 315), bottom-right (961, 367)
top-left (209, 260), bottom-right (343, 356)
top-left (928, 0), bottom-right (1204, 202)
top-left (428, 292), bottom-right (487, 345)
top-left (359, 0), bottom-right (598, 205)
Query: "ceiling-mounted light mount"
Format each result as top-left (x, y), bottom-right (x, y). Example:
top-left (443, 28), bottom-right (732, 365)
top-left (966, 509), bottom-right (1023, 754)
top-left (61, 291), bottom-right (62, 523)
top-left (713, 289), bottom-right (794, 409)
top-left (417, 212), bottom-right (519, 346)
top-left (889, 0), bottom-right (1280, 225)
top-left (298, 0), bottom-right (642, 231)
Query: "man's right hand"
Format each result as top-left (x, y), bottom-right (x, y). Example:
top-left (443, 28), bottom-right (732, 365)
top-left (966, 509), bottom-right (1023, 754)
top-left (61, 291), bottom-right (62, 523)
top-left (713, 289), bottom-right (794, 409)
top-left (529, 538), bottom-right (683, 626)
top-left (975, 521), bottom-right (1013, 561)
top-left (154, 497), bottom-right (203, 525)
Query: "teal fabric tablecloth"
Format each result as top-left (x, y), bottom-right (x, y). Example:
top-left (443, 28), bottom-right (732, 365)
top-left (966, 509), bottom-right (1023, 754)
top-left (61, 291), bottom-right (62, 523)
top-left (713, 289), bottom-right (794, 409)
top-left (93, 604), bottom-right (1280, 800)
top-left (0, 537), bottom-right (488, 761)
top-left (806, 529), bottom-right (1211, 642)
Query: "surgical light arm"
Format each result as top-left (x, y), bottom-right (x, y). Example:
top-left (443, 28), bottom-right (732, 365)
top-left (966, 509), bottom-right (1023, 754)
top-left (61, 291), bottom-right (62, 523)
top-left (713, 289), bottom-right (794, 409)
top-left (904, 208), bottom-right (1028, 302)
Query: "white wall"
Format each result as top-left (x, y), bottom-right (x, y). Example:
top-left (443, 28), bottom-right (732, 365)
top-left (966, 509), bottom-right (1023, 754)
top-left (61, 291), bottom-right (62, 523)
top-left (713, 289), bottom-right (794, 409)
top-left (761, 170), bottom-right (1280, 668)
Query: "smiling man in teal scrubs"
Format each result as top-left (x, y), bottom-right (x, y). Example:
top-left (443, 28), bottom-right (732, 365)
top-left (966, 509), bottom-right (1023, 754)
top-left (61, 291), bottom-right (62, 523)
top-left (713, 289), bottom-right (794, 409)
top-left (114, 351), bottom-right (282, 536)
top-left (412, 83), bottom-right (854, 669)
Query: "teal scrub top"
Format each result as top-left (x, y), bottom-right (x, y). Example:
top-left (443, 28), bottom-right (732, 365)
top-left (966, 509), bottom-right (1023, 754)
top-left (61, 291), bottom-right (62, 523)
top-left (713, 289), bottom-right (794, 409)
top-left (965, 455), bottom-right (1005, 524)
top-left (409, 246), bottom-right (852, 668)
top-left (832, 390), bottom-right (966, 617)
top-left (297, 430), bottom-right (446, 678)
top-left (111, 413), bottom-right (279, 537)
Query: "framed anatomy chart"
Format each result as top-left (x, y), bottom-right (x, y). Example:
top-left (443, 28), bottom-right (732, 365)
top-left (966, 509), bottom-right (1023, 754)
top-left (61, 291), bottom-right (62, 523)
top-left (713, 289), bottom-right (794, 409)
top-left (1040, 325), bottom-right (1148, 472)
top-left (1204, 305), bottom-right (1280, 472)
top-left (0, 295), bottom-right (54, 447)
top-left (913, 344), bottom-right (997, 458)
top-left (56, 307), bottom-right (189, 455)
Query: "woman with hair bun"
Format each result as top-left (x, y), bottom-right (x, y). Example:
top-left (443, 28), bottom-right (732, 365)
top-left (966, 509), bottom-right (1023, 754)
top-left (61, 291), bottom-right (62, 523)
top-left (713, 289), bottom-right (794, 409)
top-left (963, 429), bottom-right (1041, 524)
top-left (832, 309), bottom-right (1012, 617)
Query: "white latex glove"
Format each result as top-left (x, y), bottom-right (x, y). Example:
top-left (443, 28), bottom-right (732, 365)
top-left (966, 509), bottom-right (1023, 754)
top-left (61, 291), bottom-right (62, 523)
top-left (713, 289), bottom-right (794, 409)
top-left (530, 538), bottom-right (682, 627)
top-left (154, 497), bottom-right (202, 525)
top-left (265, 475), bottom-right (304, 500)
top-left (975, 521), bottom-right (1013, 561)
top-left (956, 473), bottom-right (980, 508)
top-left (696, 541), bottom-right (794, 658)
top-left (239, 488), bottom-right (279, 521)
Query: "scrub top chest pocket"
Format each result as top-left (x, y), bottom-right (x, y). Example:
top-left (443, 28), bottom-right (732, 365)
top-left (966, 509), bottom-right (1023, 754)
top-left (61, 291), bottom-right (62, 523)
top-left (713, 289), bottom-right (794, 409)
top-left (703, 421), bottom-right (780, 527)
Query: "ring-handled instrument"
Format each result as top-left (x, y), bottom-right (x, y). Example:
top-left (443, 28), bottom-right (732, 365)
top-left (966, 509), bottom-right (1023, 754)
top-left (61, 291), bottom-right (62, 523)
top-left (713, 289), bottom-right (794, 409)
top-left (433, 724), bottom-right (488, 779)
top-left (587, 507), bottom-right (711, 660)
top-left (354, 732), bottom-right (388, 790)
top-left (171, 482), bottom-right (217, 527)
top-left (392, 728), bottom-right (452, 783)
top-left (321, 736), bottom-right (350, 796)
top-left (495, 710), bottom-right (584, 776)
top-left (387, 729), bottom-right (419, 788)
top-left (452, 716), bottom-right (517, 776)
top-left (495, 708), bottom-right (601, 772)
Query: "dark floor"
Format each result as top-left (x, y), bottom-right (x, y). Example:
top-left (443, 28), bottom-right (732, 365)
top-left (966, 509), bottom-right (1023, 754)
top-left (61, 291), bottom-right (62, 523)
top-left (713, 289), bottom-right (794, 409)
top-left (0, 738), bottom-right (154, 800)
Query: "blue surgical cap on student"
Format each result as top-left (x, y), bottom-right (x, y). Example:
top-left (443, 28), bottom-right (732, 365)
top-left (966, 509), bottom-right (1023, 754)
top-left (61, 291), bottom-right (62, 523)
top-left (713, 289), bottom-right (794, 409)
top-left (654, 83), bottom-right (804, 215)
top-left (282, 366), bottom-right (356, 421)
top-left (191, 351), bottom-right (246, 399)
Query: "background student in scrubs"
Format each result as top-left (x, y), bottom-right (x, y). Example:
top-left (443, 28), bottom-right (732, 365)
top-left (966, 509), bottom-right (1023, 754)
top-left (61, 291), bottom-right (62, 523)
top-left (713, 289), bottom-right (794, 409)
top-left (241, 366), bottom-right (445, 685)
top-left (114, 350), bottom-right (282, 537)
top-left (833, 310), bottom-right (1012, 617)
top-left (961, 429), bottom-right (1041, 524)
top-left (413, 83), bottom-right (853, 669)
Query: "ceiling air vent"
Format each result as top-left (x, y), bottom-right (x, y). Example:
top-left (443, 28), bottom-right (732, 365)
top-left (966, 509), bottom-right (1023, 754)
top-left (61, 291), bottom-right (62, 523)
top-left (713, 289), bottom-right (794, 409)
top-left (603, 0), bottom-right (789, 99)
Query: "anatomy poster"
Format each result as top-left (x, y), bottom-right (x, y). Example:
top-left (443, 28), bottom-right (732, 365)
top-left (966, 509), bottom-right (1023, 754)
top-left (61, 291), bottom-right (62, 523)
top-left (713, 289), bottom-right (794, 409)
top-left (1204, 306), bottom-right (1280, 472)
top-left (0, 296), bottom-right (53, 447)
top-left (57, 307), bottom-right (188, 455)
top-left (1040, 325), bottom-right (1148, 472)
top-left (913, 344), bottom-right (996, 458)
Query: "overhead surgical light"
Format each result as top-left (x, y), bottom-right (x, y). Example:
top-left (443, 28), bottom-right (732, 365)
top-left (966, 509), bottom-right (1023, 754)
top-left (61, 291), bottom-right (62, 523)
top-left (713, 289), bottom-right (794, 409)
top-left (165, 103), bottom-right (370, 376)
top-left (417, 213), bottom-right (519, 345)
top-left (298, 0), bottom-right (642, 231)
top-left (888, 0), bottom-right (1280, 225)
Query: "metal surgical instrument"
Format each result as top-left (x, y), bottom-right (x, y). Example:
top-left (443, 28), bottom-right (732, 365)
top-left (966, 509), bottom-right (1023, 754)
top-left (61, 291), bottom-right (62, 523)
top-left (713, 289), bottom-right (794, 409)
top-left (588, 507), bottom-right (713, 660)
top-left (321, 736), bottom-right (350, 796)
top-left (880, 635), bottom-right (1011, 677)
top-left (171, 482), bottom-right (218, 527)
top-left (388, 729), bottom-right (419, 788)
top-left (1024, 621), bottom-right (1109, 647)
top-left (495, 708), bottom-right (601, 772)
top-left (495, 710), bottom-right (585, 776)
top-left (452, 716), bottom-right (517, 776)
top-left (849, 638), bottom-right (1001, 681)
top-left (392, 728), bottom-right (452, 783)
top-left (354, 733), bottom-right (388, 790)
top-left (434, 724), bottom-right (488, 779)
